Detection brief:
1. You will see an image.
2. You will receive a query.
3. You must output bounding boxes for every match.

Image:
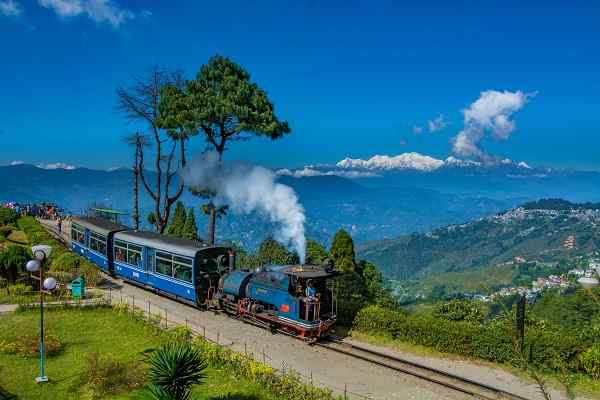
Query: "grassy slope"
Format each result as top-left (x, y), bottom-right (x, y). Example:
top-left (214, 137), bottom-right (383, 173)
top-left (0, 308), bottom-right (275, 400)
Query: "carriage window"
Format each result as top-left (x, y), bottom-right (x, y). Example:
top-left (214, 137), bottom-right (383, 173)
top-left (155, 252), bottom-right (173, 277)
top-left (173, 256), bottom-right (193, 282)
top-left (89, 231), bottom-right (107, 255)
top-left (127, 244), bottom-right (142, 266)
top-left (71, 224), bottom-right (86, 245)
top-left (114, 240), bottom-right (128, 262)
top-left (114, 240), bottom-right (142, 266)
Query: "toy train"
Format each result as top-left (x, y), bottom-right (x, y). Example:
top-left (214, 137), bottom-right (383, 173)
top-left (70, 216), bottom-right (338, 340)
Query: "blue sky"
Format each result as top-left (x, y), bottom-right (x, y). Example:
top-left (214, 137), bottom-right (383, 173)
top-left (1, 0), bottom-right (599, 170)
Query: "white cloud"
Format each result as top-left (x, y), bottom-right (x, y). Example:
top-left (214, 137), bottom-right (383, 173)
top-left (0, 0), bottom-right (22, 17)
top-left (413, 125), bottom-right (423, 135)
top-left (38, 0), bottom-right (133, 28)
top-left (10, 160), bottom-right (24, 165)
top-left (427, 114), bottom-right (449, 133)
top-left (37, 162), bottom-right (77, 170)
top-left (452, 90), bottom-right (535, 160)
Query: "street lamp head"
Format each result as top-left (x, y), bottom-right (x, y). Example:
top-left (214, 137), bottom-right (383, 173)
top-left (578, 277), bottom-right (599, 290)
top-left (26, 259), bottom-right (41, 273)
top-left (32, 245), bottom-right (52, 261)
top-left (43, 277), bottom-right (57, 291)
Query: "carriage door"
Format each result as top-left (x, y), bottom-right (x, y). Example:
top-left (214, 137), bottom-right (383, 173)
top-left (146, 248), bottom-right (155, 285)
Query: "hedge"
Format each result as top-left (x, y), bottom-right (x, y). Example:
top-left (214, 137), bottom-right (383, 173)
top-left (353, 305), bottom-right (596, 378)
top-left (16, 217), bottom-right (102, 286)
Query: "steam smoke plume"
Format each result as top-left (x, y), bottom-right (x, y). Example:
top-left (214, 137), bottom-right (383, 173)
top-left (182, 152), bottom-right (307, 263)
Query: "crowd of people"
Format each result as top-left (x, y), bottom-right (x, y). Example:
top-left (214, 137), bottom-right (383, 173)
top-left (2, 202), bottom-right (66, 230)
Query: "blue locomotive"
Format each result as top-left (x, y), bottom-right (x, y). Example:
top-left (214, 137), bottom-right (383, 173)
top-left (70, 216), bottom-right (338, 340)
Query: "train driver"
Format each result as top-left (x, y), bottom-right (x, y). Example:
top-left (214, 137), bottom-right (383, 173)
top-left (305, 279), bottom-right (317, 301)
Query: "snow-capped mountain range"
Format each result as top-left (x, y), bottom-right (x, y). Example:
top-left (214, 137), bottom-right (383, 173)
top-left (277, 152), bottom-right (535, 178)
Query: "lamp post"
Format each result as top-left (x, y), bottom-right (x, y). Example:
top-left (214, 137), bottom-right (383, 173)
top-left (26, 245), bottom-right (55, 384)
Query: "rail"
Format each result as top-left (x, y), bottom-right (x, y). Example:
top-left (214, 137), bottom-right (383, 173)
top-left (317, 338), bottom-right (531, 400)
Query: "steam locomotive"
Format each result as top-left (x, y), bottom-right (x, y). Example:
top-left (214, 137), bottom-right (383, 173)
top-left (70, 216), bottom-right (338, 340)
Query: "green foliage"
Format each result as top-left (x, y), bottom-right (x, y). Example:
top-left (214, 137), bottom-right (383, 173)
top-left (434, 299), bottom-right (486, 323)
top-left (580, 344), bottom-right (600, 379)
top-left (530, 288), bottom-right (600, 330)
top-left (50, 252), bottom-right (82, 272)
top-left (353, 303), bottom-right (594, 377)
top-left (0, 245), bottom-right (30, 283)
top-left (79, 351), bottom-right (145, 399)
top-left (0, 225), bottom-right (15, 238)
top-left (305, 239), bottom-right (329, 265)
top-left (0, 333), bottom-right (62, 358)
top-left (193, 336), bottom-right (336, 400)
top-left (145, 342), bottom-right (207, 400)
top-left (257, 237), bottom-right (299, 265)
top-left (167, 202), bottom-right (187, 237)
top-left (330, 229), bottom-right (355, 273)
top-left (158, 55), bottom-right (290, 155)
top-left (0, 208), bottom-right (18, 226)
top-left (181, 209), bottom-right (199, 241)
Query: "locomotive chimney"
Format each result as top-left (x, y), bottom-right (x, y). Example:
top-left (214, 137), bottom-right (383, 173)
top-left (228, 249), bottom-right (236, 270)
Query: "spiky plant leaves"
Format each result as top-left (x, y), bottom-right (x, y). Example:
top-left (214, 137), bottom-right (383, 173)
top-left (145, 342), bottom-right (207, 400)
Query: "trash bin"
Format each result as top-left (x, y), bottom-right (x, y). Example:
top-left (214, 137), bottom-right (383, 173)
top-left (71, 277), bottom-right (86, 299)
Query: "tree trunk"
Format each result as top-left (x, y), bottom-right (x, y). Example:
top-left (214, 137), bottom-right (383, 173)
top-left (133, 141), bottom-right (140, 230)
top-left (208, 203), bottom-right (216, 246)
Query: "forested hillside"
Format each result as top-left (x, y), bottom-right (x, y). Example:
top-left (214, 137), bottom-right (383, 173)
top-left (358, 200), bottom-right (600, 280)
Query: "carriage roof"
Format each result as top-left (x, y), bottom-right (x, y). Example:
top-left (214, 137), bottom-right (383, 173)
top-left (114, 230), bottom-right (218, 258)
top-left (71, 216), bottom-right (127, 236)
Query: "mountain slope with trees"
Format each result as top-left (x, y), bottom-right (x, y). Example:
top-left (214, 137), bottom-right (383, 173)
top-left (357, 199), bottom-right (600, 280)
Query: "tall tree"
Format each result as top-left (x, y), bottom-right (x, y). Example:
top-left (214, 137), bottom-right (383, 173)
top-left (158, 55), bottom-right (291, 243)
top-left (188, 186), bottom-right (227, 246)
top-left (167, 201), bottom-right (186, 237)
top-left (258, 237), bottom-right (300, 265)
top-left (330, 229), bottom-right (356, 273)
top-left (182, 208), bottom-right (199, 241)
top-left (305, 239), bottom-right (330, 265)
top-left (123, 132), bottom-right (150, 230)
top-left (117, 67), bottom-right (193, 234)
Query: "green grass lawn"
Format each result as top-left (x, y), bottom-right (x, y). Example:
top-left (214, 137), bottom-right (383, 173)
top-left (0, 307), bottom-right (276, 400)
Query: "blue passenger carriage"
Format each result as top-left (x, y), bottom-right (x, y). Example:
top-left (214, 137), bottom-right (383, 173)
top-left (70, 216), bottom-right (126, 272)
top-left (111, 230), bottom-right (232, 305)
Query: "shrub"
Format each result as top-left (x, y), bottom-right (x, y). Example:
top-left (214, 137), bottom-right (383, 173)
top-left (50, 252), bottom-right (82, 272)
top-left (0, 208), bottom-right (18, 226)
top-left (79, 352), bottom-right (145, 399)
top-left (580, 344), bottom-right (600, 379)
top-left (0, 333), bottom-right (63, 358)
top-left (145, 342), bottom-right (206, 400)
top-left (352, 305), bottom-right (406, 337)
top-left (0, 225), bottom-right (14, 238)
top-left (434, 299), bottom-right (486, 323)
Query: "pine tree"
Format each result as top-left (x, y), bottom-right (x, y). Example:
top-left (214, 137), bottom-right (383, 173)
top-left (330, 229), bottom-right (356, 273)
top-left (167, 202), bottom-right (186, 237)
top-left (306, 239), bottom-right (329, 265)
top-left (258, 237), bottom-right (299, 265)
top-left (182, 209), bottom-right (199, 241)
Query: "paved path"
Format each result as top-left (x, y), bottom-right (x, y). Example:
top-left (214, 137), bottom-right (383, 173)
top-left (0, 305), bottom-right (17, 314)
top-left (36, 218), bottom-right (584, 400)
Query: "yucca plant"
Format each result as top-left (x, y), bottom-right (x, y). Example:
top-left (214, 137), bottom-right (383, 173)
top-left (144, 342), bottom-right (207, 400)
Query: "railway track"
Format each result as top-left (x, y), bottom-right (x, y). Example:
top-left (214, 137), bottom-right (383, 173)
top-left (317, 339), bottom-right (531, 400)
